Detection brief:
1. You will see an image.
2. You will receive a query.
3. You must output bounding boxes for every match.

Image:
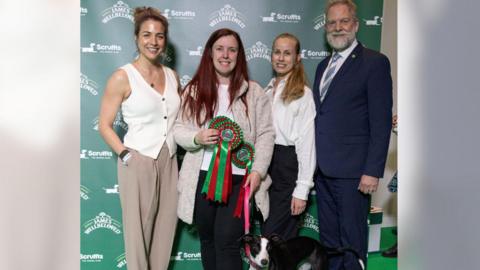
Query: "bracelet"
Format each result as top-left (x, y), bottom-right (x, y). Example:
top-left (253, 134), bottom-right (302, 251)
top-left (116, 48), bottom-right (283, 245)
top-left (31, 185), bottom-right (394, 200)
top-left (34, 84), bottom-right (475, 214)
top-left (193, 136), bottom-right (199, 146)
top-left (121, 152), bottom-right (132, 165)
top-left (119, 149), bottom-right (130, 160)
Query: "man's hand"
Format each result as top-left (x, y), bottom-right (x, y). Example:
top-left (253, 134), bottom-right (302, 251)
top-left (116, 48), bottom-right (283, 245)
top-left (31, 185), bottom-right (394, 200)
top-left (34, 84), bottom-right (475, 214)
top-left (245, 171), bottom-right (261, 199)
top-left (358, 175), bottom-right (379, 195)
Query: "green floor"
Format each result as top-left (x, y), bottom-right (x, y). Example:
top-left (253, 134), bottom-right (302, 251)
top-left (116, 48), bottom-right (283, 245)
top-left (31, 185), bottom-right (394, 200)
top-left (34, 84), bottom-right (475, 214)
top-left (368, 227), bottom-right (397, 270)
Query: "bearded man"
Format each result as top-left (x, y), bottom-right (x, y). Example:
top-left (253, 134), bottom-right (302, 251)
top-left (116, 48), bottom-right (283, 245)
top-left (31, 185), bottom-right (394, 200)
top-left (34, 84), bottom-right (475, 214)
top-left (312, 0), bottom-right (393, 269)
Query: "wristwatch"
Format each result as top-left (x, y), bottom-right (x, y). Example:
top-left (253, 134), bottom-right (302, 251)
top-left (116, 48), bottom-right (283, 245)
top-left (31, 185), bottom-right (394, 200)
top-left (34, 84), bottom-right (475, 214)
top-left (119, 149), bottom-right (132, 165)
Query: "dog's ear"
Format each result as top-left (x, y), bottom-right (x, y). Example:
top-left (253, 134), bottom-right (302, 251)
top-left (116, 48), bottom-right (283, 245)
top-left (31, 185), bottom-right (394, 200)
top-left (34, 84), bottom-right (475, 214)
top-left (239, 233), bottom-right (255, 244)
top-left (268, 233), bottom-right (285, 244)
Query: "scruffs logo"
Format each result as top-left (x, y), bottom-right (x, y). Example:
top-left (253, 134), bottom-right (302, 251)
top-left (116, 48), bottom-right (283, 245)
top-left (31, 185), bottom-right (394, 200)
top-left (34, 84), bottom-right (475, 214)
top-left (81, 185), bottom-right (90, 200)
top-left (363, 16), bottom-right (383, 26)
top-left (80, 149), bottom-right (113, 160)
top-left (115, 253), bottom-right (127, 268)
top-left (81, 42), bottom-right (122, 54)
top-left (246, 41), bottom-right (271, 62)
top-left (300, 49), bottom-right (330, 60)
top-left (104, 184), bottom-right (119, 194)
top-left (162, 9), bottom-right (196, 20)
top-left (80, 73), bottom-right (99, 96)
top-left (101, 1), bottom-right (134, 23)
top-left (261, 12), bottom-right (301, 23)
top-left (81, 253), bottom-right (104, 263)
top-left (81, 7), bottom-right (88, 16)
top-left (313, 14), bottom-right (326, 30)
top-left (209, 5), bottom-right (246, 28)
top-left (187, 46), bottom-right (203, 56)
top-left (300, 213), bottom-right (319, 233)
top-left (170, 252), bottom-right (202, 261)
top-left (92, 113), bottom-right (128, 131)
top-left (83, 212), bottom-right (122, 235)
top-left (180, 75), bottom-right (192, 88)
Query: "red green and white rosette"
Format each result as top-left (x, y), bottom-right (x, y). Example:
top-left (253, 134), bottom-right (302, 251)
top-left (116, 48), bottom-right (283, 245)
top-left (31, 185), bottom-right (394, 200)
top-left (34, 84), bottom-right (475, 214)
top-left (232, 142), bottom-right (255, 218)
top-left (202, 116), bottom-right (244, 203)
top-left (231, 142), bottom-right (255, 169)
top-left (208, 115), bottom-right (231, 130)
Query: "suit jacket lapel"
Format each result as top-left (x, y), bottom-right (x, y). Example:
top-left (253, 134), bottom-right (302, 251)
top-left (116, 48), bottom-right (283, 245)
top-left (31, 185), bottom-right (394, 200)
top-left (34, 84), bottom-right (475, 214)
top-left (322, 43), bottom-right (363, 103)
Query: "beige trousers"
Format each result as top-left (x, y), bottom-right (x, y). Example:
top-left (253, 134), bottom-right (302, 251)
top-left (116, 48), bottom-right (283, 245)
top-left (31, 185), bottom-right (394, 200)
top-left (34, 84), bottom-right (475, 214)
top-left (117, 144), bottom-right (178, 270)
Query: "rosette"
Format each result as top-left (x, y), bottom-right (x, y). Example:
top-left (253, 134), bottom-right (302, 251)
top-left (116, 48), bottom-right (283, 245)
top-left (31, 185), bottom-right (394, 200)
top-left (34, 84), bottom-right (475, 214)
top-left (201, 116), bottom-right (244, 203)
top-left (233, 142), bottom-right (255, 218)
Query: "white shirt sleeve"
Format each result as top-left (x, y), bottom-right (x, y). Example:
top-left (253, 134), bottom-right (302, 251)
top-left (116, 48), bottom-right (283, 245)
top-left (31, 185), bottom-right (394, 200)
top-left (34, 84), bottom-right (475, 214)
top-left (292, 89), bottom-right (317, 200)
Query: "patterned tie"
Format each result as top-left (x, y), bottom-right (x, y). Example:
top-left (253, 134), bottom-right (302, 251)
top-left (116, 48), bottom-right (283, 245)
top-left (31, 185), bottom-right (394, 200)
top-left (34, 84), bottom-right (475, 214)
top-left (319, 53), bottom-right (341, 102)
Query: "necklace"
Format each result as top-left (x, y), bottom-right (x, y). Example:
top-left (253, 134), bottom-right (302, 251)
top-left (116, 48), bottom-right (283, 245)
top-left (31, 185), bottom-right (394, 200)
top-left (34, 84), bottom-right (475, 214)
top-left (133, 62), bottom-right (159, 88)
top-left (149, 70), bottom-right (158, 88)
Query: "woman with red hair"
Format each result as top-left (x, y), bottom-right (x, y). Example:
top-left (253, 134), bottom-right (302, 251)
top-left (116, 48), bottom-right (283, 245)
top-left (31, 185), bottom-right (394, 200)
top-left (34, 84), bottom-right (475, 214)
top-left (174, 28), bottom-right (275, 270)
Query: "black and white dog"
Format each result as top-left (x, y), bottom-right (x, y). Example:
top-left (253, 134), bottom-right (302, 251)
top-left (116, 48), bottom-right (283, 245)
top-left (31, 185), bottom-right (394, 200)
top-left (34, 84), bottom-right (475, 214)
top-left (240, 234), bottom-right (365, 270)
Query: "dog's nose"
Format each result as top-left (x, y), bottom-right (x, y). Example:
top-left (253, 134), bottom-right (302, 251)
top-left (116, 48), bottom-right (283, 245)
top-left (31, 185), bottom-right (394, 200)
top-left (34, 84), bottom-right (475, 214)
top-left (261, 259), bottom-right (268, 266)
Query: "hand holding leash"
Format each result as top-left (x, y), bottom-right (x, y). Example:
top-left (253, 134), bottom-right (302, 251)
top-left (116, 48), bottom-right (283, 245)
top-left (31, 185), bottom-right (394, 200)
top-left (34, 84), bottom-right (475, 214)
top-left (245, 171), bottom-right (261, 199)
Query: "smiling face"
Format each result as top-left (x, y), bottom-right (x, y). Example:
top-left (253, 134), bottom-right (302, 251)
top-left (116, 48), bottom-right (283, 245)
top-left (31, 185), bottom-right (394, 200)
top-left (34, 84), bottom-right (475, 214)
top-left (325, 3), bottom-right (359, 52)
top-left (135, 19), bottom-right (166, 62)
top-left (271, 37), bottom-right (300, 80)
top-left (211, 35), bottom-right (239, 84)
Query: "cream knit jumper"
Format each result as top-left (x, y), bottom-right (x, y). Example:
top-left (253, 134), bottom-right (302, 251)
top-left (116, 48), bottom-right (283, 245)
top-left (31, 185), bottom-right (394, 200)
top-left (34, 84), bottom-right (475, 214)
top-left (174, 80), bottom-right (275, 224)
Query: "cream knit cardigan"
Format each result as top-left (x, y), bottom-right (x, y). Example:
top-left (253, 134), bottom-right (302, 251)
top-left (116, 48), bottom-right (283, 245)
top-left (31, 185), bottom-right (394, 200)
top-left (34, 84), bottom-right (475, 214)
top-left (174, 80), bottom-right (275, 224)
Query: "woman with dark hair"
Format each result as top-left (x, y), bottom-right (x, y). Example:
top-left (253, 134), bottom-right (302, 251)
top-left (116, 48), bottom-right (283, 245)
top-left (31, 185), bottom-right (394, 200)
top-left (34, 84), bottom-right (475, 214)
top-left (98, 7), bottom-right (180, 270)
top-left (174, 28), bottom-right (275, 270)
top-left (262, 33), bottom-right (316, 240)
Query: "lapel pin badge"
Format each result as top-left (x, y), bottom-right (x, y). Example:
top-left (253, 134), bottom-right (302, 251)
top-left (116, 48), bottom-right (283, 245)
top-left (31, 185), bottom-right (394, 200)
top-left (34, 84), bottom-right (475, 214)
top-left (352, 54), bottom-right (356, 58)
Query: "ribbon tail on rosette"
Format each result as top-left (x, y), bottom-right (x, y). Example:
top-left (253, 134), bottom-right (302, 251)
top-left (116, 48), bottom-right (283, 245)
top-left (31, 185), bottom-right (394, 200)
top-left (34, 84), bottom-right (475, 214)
top-left (202, 116), bottom-right (243, 204)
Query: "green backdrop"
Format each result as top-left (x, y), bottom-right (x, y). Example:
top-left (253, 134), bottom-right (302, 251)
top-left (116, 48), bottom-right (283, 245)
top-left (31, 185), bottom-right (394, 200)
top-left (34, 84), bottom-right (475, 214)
top-left (80, 0), bottom-right (384, 269)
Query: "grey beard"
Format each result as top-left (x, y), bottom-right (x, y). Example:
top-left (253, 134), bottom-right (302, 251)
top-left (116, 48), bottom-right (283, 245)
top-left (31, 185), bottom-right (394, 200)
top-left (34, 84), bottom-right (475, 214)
top-left (327, 32), bottom-right (355, 52)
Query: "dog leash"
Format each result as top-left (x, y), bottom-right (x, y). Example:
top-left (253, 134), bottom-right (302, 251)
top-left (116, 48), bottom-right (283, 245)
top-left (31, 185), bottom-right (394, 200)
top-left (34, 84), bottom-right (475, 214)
top-left (244, 185), bottom-right (250, 234)
top-left (243, 185), bottom-right (257, 268)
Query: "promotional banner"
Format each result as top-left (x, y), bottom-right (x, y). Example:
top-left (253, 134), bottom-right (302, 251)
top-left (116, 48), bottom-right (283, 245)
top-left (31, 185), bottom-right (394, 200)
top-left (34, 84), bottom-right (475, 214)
top-left (81, 0), bottom-right (384, 269)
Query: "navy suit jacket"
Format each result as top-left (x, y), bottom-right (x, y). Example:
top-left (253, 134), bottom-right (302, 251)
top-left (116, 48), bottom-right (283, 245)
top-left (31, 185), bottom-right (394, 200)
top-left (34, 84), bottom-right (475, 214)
top-left (313, 43), bottom-right (392, 179)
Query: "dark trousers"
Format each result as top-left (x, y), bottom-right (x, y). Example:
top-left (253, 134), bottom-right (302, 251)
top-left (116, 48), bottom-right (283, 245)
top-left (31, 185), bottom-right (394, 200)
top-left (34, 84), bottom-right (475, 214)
top-left (262, 145), bottom-right (301, 240)
top-left (315, 171), bottom-right (369, 270)
top-left (194, 170), bottom-right (244, 270)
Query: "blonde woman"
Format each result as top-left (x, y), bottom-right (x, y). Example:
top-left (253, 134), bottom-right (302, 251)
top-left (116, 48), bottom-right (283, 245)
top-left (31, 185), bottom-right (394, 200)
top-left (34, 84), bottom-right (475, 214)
top-left (262, 33), bottom-right (316, 240)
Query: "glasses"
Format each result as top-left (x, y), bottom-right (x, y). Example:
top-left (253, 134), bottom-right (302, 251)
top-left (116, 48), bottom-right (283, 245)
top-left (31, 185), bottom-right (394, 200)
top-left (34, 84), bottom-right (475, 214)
top-left (325, 17), bottom-right (356, 29)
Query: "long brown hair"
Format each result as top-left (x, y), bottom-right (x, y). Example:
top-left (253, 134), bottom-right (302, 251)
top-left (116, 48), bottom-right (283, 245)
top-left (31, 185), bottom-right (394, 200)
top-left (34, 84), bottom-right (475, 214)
top-left (273, 33), bottom-right (309, 104)
top-left (182, 28), bottom-right (249, 126)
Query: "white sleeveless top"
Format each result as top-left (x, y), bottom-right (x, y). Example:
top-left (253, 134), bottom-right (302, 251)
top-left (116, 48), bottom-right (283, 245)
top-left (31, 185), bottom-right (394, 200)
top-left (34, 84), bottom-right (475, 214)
top-left (120, 63), bottom-right (180, 159)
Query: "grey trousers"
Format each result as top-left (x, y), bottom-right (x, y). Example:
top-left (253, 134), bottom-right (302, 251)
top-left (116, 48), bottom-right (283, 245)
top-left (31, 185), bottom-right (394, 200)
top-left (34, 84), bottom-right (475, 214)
top-left (117, 144), bottom-right (178, 270)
